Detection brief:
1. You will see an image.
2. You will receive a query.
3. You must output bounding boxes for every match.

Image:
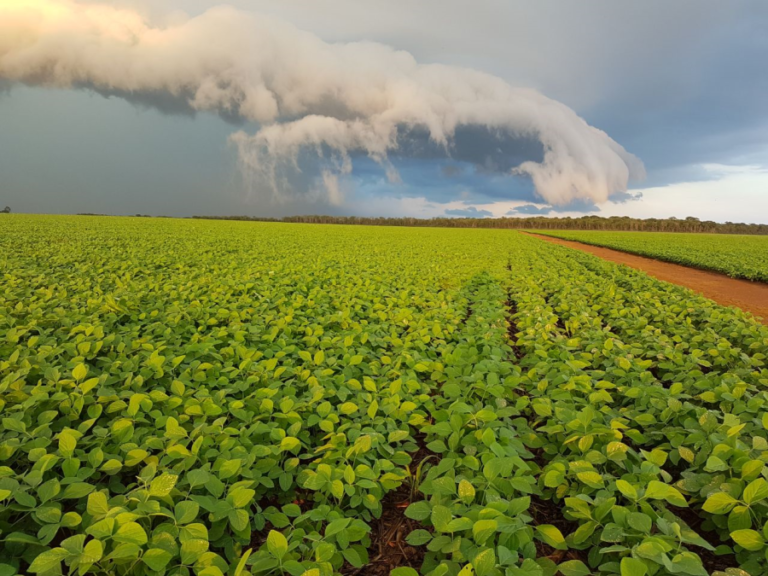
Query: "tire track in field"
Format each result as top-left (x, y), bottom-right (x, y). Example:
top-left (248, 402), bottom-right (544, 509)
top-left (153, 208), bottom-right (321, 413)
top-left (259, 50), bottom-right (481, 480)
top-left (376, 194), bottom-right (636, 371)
top-left (526, 232), bottom-right (768, 324)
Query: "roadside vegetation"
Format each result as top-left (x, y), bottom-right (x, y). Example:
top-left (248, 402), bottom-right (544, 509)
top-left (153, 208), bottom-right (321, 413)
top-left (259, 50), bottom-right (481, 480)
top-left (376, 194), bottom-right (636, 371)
top-left (537, 230), bottom-right (768, 282)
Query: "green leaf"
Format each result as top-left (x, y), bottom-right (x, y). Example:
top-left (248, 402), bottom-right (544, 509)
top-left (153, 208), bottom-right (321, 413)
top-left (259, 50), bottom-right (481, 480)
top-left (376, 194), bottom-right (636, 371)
top-left (458, 479), bottom-right (475, 503)
top-left (113, 522), bottom-right (148, 546)
top-left (267, 530), bottom-right (288, 559)
top-left (325, 518), bottom-right (350, 537)
top-left (6, 532), bottom-right (39, 545)
top-left (431, 505), bottom-right (452, 532)
top-left (181, 539), bottom-right (210, 564)
top-left (62, 482), bottom-right (94, 499)
top-left (87, 492), bottom-right (110, 517)
top-left (730, 529), bottom-right (765, 551)
top-left (108, 543), bottom-right (140, 560)
top-left (616, 479), bottom-right (638, 500)
top-left (143, 548), bottom-right (173, 571)
top-left (627, 512), bottom-right (652, 534)
top-left (536, 524), bottom-right (567, 550)
top-left (405, 530), bottom-right (432, 546)
top-left (37, 478), bottom-right (61, 503)
top-left (61, 512), bottom-right (81, 528)
top-left (572, 521), bottom-right (597, 544)
top-left (229, 487), bottom-right (256, 508)
top-left (558, 560), bottom-right (591, 576)
top-left (179, 523), bottom-right (208, 543)
top-left (315, 543), bottom-right (335, 563)
top-left (81, 539), bottom-right (103, 566)
top-left (149, 473), bottom-right (178, 497)
top-left (472, 519), bottom-right (498, 544)
top-left (234, 549), bottom-right (252, 576)
top-left (342, 548), bottom-right (363, 568)
top-left (2, 418), bottom-right (25, 434)
top-left (36, 506), bottom-right (62, 524)
top-left (280, 437), bottom-right (301, 452)
top-left (473, 548), bottom-right (496, 576)
top-left (339, 402), bottom-right (358, 415)
top-left (728, 505), bottom-right (751, 532)
top-left (743, 478), bottom-right (768, 505)
top-left (620, 557), bottom-right (647, 576)
top-left (58, 430), bottom-right (77, 457)
top-left (576, 471), bottom-right (604, 489)
top-left (72, 363), bottom-right (88, 382)
top-left (703, 492), bottom-right (738, 514)
top-left (390, 569), bottom-right (419, 576)
top-left (28, 549), bottom-right (68, 574)
top-left (404, 501), bottom-right (431, 521)
top-left (175, 501), bottom-right (200, 524)
top-left (644, 480), bottom-right (687, 507)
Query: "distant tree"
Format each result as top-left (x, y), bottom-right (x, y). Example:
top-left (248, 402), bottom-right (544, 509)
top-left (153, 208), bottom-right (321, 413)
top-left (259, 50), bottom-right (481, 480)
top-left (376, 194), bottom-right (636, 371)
top-left (187, 213), bottom-right (768, 235)
top-left (1, 206), bottom-right (10, 214)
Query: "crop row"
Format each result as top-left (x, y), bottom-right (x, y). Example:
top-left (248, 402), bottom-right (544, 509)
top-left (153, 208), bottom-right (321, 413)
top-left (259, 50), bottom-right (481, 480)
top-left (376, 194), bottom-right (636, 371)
top-left (0, 216), bottom-right (767, 576)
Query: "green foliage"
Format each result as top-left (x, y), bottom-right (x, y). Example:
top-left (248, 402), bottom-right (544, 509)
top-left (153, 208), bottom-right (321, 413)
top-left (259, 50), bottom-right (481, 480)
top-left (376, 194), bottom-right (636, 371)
top-left (538, 230), bottom-right (768, 282)
top-left (0, 215), bottom-right (767, 576)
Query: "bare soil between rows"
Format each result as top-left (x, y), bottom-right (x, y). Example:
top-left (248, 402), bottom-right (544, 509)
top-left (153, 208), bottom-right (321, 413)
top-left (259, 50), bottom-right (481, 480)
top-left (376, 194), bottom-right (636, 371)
top-left (527, 233), bottom-right (768, 325)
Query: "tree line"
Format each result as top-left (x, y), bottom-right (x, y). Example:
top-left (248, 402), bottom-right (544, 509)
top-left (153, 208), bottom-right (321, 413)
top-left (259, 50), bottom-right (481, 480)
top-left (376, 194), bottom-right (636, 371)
top-left (189, 214), bottom-right (768, 235)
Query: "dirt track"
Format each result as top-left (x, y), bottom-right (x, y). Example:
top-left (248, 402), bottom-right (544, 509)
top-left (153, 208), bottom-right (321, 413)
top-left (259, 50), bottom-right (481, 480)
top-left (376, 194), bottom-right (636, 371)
top-left (529, 233), bottom-right (768, 325)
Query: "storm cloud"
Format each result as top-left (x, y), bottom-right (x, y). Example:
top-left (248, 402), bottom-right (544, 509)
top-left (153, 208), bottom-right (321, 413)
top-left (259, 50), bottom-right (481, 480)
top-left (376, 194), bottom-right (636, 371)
top-left (0, 0), bottom-right (644, 206)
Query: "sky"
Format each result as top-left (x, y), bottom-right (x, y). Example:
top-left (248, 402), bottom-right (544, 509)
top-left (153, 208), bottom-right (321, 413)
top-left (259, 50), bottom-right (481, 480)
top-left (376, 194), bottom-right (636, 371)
top-left (1, 0), bottom-right (767, 222)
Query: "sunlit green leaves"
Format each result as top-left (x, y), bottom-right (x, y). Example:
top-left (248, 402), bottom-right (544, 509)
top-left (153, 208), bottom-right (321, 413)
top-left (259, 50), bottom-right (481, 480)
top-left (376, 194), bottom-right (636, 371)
top-left (3, 216), bottom-right (768, 576)
top-left (149, 473), bottom-right (178, 497)
top-left (731, 529), bottom-right (765, 551)
top-left (620, 557), bottom-right (647, 576)
top-left (267, 530), bottom-right (288, 559)
top-left (644, 481), bottom-right (687, 507)
top-left (703, 492), bottom-right (739, 514)
top-left (536, 525), bottom-right (567, 550)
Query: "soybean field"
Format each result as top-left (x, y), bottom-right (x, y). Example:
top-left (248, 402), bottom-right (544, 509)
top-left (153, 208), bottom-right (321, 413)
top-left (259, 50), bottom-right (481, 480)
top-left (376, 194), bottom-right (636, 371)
top-left (1, 215), bottom-right (768, 576)
top-left (535, 231), bottom-right (768, 283)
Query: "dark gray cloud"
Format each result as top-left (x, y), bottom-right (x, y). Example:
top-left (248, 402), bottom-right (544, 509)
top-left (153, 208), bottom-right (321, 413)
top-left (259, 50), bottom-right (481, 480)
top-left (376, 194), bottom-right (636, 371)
top-left (445, 206), bottom-right (493, 218)
top-left (507, 197), bottom-right (602, 216)
top-left (551, 199), bottom-right (599, 213)
top-left (348, 157), bottom-right (542, 205)
top-left (507, 204), bottom-right (552, 216)
top-left (609, 191), bottom-right (643, 203)
top-left (441, 164), bottom-right (463, 178)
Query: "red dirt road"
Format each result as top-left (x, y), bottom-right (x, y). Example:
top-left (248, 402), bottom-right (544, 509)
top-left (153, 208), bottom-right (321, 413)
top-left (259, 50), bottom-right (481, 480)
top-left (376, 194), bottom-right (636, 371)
top-left (529, 233), bottom-right (768, 325)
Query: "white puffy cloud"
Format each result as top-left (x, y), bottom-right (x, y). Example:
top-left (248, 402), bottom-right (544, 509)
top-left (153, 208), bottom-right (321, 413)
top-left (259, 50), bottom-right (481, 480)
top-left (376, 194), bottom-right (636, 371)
top-left (0, 0), bottom-right (645, 205)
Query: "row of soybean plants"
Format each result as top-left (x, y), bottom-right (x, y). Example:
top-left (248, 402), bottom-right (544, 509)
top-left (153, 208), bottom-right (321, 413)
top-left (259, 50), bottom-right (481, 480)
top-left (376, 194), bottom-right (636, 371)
top-left (0, 216), bottom-right (523, 576)
top-left (497, 237), bottom-right (768, 576)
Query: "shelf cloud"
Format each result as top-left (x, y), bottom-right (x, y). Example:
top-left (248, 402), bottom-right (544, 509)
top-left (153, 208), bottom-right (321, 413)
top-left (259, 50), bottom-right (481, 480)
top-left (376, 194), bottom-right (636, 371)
top-left (0, 0), bottom-right (645, 205)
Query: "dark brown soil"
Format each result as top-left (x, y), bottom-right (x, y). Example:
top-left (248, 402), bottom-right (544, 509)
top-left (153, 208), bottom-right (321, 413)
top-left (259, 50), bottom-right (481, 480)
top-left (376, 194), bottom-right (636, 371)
top-left (505, 294), bottom-right (525, 360)
top-left (529, 495), bottom-right (590, 567)
top-left (528, 233), bottom-right (768, 324)
top-left (410, 433), bottom-right (435, 469)
top-left (338, 433), bottom-right (436, 575)
top-left (669, 505), bottom-right (739, 573)
top-left (341, 482), bottom-right (429, 576)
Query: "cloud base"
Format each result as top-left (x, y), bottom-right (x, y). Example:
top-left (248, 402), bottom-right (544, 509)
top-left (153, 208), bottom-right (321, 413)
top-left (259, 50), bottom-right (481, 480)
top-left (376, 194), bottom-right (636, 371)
top-left (0, 0), bottom-right (645, 205)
